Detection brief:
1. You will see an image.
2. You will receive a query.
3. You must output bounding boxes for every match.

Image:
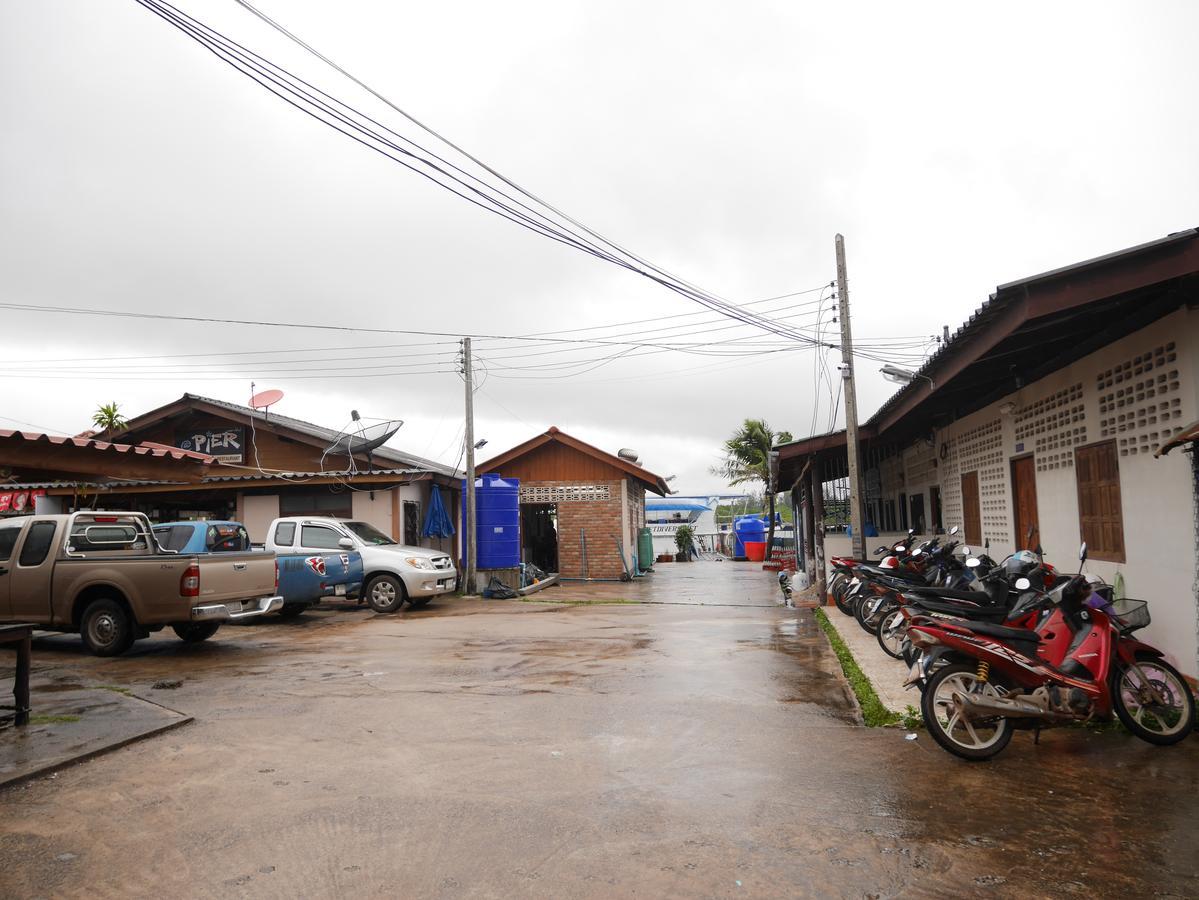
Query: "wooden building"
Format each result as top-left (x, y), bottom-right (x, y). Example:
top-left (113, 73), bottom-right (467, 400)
top-left (478, 427), bottom-right (669, 580)
top-left (3, 394), bottom-right (460, 549)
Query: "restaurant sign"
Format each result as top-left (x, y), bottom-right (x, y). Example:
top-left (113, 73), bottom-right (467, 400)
top-left (177, 427), bottom-right (245, 463)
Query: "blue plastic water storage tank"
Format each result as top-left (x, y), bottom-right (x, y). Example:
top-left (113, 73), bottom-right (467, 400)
top-left (462, 475), bottom-right (521, 569)
top-left (733, 516), bottom-right (767, 559)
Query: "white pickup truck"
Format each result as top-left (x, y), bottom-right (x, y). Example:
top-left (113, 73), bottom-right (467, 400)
top-left (264, 517), bottom-right (456, 613)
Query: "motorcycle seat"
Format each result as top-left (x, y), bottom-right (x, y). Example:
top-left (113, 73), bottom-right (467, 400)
top-left (960, 620), bottom-right (1040, 644)
top-left (907, 598), bottom-right (1010, 621)
top-left (857, 565), bottom-right (922, 581)
top-left (902, 585), bottom-right (993, 604)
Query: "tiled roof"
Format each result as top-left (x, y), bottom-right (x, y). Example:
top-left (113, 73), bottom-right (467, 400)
top-left (0, 429), bottom-right (214, 463)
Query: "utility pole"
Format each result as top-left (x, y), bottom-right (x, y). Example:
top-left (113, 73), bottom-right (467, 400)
top-left (462, 338), bottom-right (477, 595)
top-left (835, 234), bottom-right (866, 560)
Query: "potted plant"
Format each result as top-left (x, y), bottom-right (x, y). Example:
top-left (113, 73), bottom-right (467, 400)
top-left (674, 524), bottom-right (696, 562)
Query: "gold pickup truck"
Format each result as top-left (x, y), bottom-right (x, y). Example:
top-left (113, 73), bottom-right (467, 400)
top-left (0, 511), bottom-right (282, 656)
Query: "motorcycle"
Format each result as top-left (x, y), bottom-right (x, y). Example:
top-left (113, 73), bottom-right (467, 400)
top-left (906, 542), bottom-right (1195, 760)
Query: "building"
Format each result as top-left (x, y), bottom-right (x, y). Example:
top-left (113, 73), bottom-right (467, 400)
top-left (2, 394), bottom-right (460, 550)
top-left (1, 428), bottom-right (215, 516)
top-left (777, 228), bottom-right (1199, 680)
top-left (478, 427), bottom-right (669, 579)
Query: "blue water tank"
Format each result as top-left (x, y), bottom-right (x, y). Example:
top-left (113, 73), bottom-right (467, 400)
top-left (733, 516), bottom-right (767, 558)
top-left (462, 475), bottom-right (521, 569)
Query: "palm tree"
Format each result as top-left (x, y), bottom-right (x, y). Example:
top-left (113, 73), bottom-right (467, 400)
top-left (92, 402), bottom-right (128, 435)
top-left (712, 418), bottom-right (793, 555)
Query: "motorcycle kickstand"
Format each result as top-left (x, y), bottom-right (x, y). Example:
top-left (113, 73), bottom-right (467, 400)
top-left (1033, 724), bottom-right (1041, 745)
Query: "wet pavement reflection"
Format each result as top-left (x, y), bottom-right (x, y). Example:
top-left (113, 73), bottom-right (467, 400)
top-left (1, 561), bottom-right (1196, 897)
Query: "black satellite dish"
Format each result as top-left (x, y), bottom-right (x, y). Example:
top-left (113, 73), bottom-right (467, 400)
top-left (324, 415), bottom-right (404, 473)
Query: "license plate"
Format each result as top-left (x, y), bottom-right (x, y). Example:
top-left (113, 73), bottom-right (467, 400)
top-left (437, 579), bottom-right (449, 588)
top-left (335, 584), bottom-right (346, 596)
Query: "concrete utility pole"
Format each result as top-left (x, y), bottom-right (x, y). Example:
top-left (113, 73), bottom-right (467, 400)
top-left (462, 337), bottom-right (477, 595)
top-left (835, 234), bottom-right (867, 560)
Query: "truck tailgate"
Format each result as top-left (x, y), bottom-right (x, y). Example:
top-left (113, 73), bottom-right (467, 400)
top-left (194, 551), bottom-right (276, 604)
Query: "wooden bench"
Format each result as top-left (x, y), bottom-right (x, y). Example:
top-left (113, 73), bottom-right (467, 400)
top-left (1, 624), bottom-right (34, 726)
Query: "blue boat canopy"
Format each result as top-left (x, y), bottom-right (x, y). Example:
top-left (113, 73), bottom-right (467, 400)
top-left (645, 502), bottom-right (710, 512)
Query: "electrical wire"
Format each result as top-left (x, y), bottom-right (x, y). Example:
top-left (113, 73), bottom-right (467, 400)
top-left (133, 0), bottom-right (833, 347)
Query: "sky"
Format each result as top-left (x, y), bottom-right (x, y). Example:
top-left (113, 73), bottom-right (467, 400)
top-left (2, 1), bottom-right (1198, 493)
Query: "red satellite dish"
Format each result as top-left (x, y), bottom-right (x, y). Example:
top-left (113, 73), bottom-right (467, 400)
top-left (249, 389), bottom-right (284, 411)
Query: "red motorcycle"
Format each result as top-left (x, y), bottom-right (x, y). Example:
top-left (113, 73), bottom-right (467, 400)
top-left (907, 543), bottom-right (1195, 760)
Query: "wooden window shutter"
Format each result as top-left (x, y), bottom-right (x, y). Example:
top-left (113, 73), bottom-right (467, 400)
top-left (1074, 441), bottom-right (1125, 563)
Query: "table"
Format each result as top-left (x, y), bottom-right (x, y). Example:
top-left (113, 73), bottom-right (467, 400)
top-left (1, 624), bottom-right (34, 726)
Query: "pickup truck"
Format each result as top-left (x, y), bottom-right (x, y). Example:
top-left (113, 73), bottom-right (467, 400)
top-left (265, 516), bottom-right (456, 613)
top-left (153, 520), bottom-right (364, 617)
top-left (0, 512), bottom-right (282, 656)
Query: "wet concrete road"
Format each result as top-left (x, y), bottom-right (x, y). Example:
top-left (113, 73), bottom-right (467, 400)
top-left (2, 563), bottom-right (1197, 898)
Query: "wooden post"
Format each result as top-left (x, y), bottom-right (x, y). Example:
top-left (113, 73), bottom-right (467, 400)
top-left (811, 460), bottom-right (826, 599)
top-left (463, 338), bottom-right (477, 594)
top-left (15, 630), bottom-right (31, 727)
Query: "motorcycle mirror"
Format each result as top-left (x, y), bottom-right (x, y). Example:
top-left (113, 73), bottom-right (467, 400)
top-left (1015, 576), bottom-right (1032, 591)
top-left (948, 525), bottom-right (959, 536)
top-left (874, 545), bottom-right (888, 554)
top-left (1079, 542), bottom-right (1087, 563)
top-left (984, 537), bottom-right (990, 550)
top-left (966, 557), bottom-right (981, 569)
top-left (908, 528), bottom-right (915, 536)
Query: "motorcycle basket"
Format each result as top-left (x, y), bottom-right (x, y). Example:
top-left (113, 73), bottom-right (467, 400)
top-left (1109, 597), bottom-right (1151, 635)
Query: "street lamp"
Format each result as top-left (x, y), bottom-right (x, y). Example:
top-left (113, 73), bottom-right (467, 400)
top-left (880, 364), bottom-right (935, 389)
top-left (473, 439), bottom-right (488, 450)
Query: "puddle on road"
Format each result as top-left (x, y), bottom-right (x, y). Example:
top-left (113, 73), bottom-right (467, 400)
top-left (738, 613), bottom-right (858, 719)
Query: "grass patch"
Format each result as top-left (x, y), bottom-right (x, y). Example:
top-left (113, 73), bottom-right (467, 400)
top-left (30, 714), bottom-right (81, 725)
top-left (94, 685), bottom-right (132, 695)
top-left (814, 608), bottom-right (899, 727)
top-left (518, 598), bottom-right (639, 606)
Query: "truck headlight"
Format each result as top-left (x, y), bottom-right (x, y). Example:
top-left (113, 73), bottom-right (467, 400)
top-left (405, 557), bottom-right (435, 571)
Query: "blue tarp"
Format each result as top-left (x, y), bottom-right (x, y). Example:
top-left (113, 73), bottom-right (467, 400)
top-left (421, 484), bottom-right (456, 538)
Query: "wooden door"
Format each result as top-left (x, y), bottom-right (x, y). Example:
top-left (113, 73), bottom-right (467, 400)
top-left (1011, 456), bottom-right (1039, 550)
top-left (960, 471), bottom-right (981, 545)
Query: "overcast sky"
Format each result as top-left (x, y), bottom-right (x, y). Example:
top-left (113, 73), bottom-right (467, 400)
top-left (3, 1), bottom-right (1197, 493)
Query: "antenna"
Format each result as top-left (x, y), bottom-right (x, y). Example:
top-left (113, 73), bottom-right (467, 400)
top-left (249, 387), bottom-right (285, 421)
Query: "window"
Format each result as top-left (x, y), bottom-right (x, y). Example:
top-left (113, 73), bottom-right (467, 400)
top-left (403, 501), bottom-right (421, 546)
top-left (0, 526), bottom-right (20, 561)
top-left (343, 521), bottom-right (395, 546)
top-left (206, 524), bottom-right (250, 552)
top-left (1075, 441), bottom-right (1125, 563)
top-left (18, 521), bottom-right (57, 567)
top-left (300, 524), bottom-right (344, 550)
top-left (274, 522), bottom-right (296, 547)
top-left (154, 525), bottom-right (194, 553)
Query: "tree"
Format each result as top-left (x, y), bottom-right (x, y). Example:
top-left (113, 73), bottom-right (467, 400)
top-left (92, 402), bottom-right (128, 434)
top-left (712, 419), bottom-right (793, 556)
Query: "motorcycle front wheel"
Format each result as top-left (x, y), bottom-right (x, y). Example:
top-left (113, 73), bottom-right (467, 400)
top-left (921, 663), bottom-right (1014, 761)
top-left (1111, 655), bottom-right (1195, 745)
top-left (876, 608), bottom-right (907, 659)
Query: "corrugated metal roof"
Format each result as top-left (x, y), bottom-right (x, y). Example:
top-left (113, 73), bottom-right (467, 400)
top-left (0, 429), bottom-right (214, 463)
top-left (1, 468), bottom-right (433, 491)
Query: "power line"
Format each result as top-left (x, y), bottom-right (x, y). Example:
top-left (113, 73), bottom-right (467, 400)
top-left (133, 0), bottom-right (830, 346)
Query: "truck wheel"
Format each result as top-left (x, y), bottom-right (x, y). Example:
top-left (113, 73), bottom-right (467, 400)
top-left (277, 603), bottom-right (307, 618)
top-left (366, 575), bottom-right (406, 613)
top-left (81, 599), bottom-right (136, 657)
top-left (172, 622), bottom-right (221, 643)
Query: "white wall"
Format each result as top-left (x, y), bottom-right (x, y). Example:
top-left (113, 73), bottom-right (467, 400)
top-left (880, 307), bottom-right (1199, 679)
top-left (351, 488), bottom-right (393, 538)
top-left (242, 494), bottom-right (280, 543)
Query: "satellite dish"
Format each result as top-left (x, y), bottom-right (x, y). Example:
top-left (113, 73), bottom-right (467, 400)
top-left (249, 389), bottom-right (284, 411)
top-left (327, 420), bottom-right (404, 459)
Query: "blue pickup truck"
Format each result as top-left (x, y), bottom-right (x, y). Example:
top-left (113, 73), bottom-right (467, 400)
top-left (153, 521), bottom-right (364, 618)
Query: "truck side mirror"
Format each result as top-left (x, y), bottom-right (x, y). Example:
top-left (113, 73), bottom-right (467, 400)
top-left (338, 537), bottom-right (354, 550)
